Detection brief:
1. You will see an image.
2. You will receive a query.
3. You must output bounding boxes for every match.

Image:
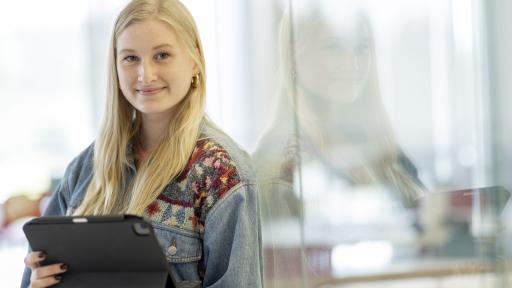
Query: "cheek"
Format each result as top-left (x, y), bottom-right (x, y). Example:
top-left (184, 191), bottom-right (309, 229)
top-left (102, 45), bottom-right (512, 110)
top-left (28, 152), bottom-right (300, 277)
top-left (117, 68), bottom-right (133, 92)
top-left (164, 68), bottom-right (192, 91)
top-left (297, 53), bottom-right (331, 90)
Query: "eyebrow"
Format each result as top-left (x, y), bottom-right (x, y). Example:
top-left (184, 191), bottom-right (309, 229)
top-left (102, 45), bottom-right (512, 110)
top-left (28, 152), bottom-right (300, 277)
top-left (118, 44), bottom-right (175, 54)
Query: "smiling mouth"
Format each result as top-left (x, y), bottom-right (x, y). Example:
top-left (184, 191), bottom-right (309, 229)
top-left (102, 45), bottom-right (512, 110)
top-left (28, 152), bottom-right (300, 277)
top-left (136, 87), bottom-right (166, 96)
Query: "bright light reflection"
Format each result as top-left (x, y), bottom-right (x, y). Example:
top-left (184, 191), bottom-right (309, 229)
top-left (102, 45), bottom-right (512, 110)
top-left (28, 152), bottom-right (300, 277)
top-left (331, 240), bottom-right (394, 271)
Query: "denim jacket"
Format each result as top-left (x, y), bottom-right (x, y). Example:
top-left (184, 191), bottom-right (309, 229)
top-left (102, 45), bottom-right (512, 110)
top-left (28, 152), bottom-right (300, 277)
top-left (21, 120), bottom-right (263, 288)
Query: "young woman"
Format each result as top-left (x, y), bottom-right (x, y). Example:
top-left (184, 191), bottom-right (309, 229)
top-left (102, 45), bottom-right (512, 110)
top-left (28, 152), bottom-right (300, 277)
top-left (21, 0), bottom-right (262, 287)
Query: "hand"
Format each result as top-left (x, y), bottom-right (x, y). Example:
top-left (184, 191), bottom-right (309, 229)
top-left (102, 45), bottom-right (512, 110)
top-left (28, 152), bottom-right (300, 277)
top-left (24, 251), bottom-right (67, 288)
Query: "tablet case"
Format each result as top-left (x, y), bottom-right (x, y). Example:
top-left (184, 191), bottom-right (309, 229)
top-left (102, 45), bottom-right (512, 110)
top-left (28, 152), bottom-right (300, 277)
top-left (23, 215), bottom-right (176, 288)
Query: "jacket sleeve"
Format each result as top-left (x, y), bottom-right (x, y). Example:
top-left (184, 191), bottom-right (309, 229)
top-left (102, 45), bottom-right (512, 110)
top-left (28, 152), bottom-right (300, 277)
top-left (19, 144), bottom-right (94, 288)
top-left (202, 183), bottom-right (263, 288)
top-left (20, 172), bottom-right (70, 288)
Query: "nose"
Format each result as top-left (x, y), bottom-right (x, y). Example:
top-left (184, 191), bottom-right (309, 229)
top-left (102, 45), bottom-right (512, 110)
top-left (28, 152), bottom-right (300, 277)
top-left (341, 50), bottom-right (360, 72)
top-left (137, 61), bottom-right (157, 84)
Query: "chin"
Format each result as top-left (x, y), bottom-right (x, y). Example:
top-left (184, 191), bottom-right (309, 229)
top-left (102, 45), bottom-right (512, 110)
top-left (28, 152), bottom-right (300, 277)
top-left (133, 105), bottom-right (163, 114)
top-left (322, 82), bottom-right (361, 104)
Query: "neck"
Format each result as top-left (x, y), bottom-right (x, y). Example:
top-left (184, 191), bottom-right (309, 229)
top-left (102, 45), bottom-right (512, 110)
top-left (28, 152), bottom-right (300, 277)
top-left (139, 112), bottom-right (173, 152)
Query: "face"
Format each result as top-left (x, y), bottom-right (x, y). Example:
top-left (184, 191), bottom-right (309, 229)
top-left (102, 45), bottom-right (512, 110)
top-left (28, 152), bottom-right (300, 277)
top-left (116, 19), bottom-right (196, 119)
top-left (296, 18), bottom-right (371, 104)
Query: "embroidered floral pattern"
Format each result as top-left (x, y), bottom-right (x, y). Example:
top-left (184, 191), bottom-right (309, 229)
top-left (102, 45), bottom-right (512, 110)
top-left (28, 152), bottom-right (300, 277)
top-left (143, 138), bottom-right (241, 233)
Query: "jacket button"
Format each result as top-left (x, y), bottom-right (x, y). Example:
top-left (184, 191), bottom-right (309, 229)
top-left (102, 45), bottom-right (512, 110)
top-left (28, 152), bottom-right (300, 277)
top-left (168, 239), bottom-right (177, 256)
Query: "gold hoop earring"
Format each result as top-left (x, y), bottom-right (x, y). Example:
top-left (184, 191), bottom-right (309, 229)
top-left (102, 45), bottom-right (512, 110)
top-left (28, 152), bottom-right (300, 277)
top-left (191, 74), bottom-right (200, 88)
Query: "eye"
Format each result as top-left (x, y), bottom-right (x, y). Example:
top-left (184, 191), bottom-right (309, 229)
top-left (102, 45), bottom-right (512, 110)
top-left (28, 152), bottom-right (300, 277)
top-left (122, 55), bottom-right (139, 63)
top-left (155, 51), bottom-right (171, 61)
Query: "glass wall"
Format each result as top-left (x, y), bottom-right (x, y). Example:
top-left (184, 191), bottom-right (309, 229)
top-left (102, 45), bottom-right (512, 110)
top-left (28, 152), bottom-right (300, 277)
top-left (252, 0), bottom-right (512, 287)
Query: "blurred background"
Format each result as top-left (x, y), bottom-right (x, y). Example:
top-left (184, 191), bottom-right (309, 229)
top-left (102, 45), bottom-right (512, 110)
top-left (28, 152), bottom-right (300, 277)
top-left (1, 0), bottom-right (511, 287)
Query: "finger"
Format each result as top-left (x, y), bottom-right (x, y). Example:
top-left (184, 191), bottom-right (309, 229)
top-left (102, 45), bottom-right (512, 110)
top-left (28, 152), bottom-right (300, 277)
top-left (24, 251), bottom-right (46, 269)
top-left (31, 263), bottom-right (68, 281)
top-left (29, 275), bottom-right (61, 288)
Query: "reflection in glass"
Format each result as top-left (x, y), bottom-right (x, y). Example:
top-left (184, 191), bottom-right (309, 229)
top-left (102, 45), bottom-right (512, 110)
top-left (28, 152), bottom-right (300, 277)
top-left (254, 1), bottom-right (425, 287)
top-left (254, 0), bottom-right (512, 286)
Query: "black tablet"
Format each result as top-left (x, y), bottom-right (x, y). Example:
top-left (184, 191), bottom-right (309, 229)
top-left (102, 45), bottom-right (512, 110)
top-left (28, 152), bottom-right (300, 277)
top-left (23, 215), bottom-right (176, 288)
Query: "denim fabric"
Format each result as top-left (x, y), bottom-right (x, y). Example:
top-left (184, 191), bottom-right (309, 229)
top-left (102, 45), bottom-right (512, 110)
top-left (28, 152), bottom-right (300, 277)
top-left (20, 121), bottom-right (263, 288)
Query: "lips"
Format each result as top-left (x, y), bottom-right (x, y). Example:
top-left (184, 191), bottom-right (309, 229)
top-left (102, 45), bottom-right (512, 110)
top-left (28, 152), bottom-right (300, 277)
top-left (136, 87), bottom-right (166, 96)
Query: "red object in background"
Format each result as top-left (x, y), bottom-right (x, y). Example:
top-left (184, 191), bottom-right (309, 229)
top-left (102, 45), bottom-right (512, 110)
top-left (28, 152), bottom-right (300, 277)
top-left (447, 186), bottom-right (510, 222)
top-left (264, 246), bottom-right (332, 279)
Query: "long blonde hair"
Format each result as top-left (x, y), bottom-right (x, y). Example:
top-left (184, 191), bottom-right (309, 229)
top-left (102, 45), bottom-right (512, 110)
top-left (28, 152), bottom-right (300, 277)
top-left (75, 0), bottom-right (206, 216)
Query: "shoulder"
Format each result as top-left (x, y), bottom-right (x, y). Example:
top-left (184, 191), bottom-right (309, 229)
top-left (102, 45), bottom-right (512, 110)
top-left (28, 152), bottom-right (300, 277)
top-left (61, 143), bottom-right (95, 192)
top-left (68, 143), bottom-right (95, 173)
top-left (154, 122), bottom-right (255, 232)
top-left (44, 143), bottom-right (94, 214)
top-left (184, 138), bottom-right (245, 200)
top-left (195, 120), bottom-right (255, 182)
top-left (252, 126), bottom-right (298, 183)
top-left (186, 121), bottom-right (256, 195)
